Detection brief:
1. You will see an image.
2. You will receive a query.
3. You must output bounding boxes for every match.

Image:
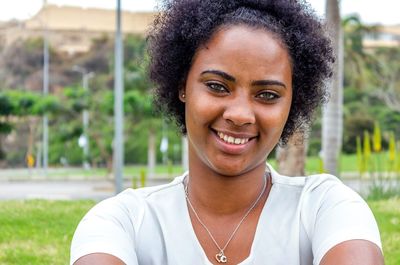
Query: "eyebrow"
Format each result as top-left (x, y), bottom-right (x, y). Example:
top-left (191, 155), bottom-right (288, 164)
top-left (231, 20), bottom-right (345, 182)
top-left (201, 70), bottom-right (236, 82)
top-left (200, 69), bottom-right (286, 89)
top-left (251, 80), bottom-right (286, 88)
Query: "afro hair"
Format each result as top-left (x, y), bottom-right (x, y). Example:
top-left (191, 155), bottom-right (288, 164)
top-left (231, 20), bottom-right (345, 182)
top-left (148, 0), bottom-right (334, 145)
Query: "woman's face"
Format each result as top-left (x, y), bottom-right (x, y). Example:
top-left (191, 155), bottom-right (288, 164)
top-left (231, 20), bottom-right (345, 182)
top-left (182, 25), bottom-right (293, 176)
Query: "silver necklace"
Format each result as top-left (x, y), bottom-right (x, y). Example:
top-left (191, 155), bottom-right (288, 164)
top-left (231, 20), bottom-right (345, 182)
top-left (184, 173), bottom-right (268, 264)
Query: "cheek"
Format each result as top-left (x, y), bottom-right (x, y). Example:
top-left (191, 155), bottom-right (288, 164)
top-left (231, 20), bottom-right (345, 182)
top-left (185, 98), bottom-right (211, 134)
top-left (186, 91), bottom-right (220, 122)
top-left (259, 103), bottom-right (291, 137)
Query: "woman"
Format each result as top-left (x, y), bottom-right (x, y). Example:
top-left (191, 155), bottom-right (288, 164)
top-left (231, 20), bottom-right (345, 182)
top-left (70, 0), bottom-right (383, 264)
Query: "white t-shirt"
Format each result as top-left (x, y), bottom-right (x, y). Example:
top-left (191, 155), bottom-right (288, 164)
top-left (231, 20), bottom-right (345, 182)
top-left (70, 167), bottom-right (382, 265)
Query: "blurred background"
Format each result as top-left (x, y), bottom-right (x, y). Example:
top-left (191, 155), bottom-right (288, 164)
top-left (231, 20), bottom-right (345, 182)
top-left (0, 1), bottom-right (399, 264)
top-left (0, 0), bottom-right (399, 193)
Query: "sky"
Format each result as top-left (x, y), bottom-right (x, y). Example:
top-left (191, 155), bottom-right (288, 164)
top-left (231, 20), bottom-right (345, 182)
top-left (0, 0), bottom-right (399, 25)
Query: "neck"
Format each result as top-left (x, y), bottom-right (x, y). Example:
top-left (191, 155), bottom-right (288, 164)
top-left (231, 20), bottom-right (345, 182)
top-left (186, 158), bottom-right (268, 216)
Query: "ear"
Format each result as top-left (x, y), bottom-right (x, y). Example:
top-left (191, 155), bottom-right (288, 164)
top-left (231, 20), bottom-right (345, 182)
top-left (179, 89), bottom-right (186, 103)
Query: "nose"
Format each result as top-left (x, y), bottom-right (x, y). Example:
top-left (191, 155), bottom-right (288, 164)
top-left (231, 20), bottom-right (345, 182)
top-left (222, 95), bottom-right (256, 126)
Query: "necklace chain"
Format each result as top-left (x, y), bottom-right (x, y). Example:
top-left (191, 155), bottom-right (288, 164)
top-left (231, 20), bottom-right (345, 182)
top-left (184, 173), bottom-right (268, 263)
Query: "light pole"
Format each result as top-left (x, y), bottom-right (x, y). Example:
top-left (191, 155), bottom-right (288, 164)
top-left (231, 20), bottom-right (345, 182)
top-left (26, 4), bottom-right (49, 174)
top-left (42, 0), bottom-right (49, 177)
top-left (73, 65), bottom-right (94, 170)
top-left (114, 0), bottom-right (124, 193)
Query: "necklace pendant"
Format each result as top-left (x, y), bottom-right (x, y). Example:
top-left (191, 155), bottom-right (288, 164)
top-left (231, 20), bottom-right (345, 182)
top-left (215, 251), bottom-right (228, 263)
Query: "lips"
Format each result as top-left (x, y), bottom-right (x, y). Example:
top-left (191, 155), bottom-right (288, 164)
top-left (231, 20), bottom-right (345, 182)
top-left (211, 129), bottom-right (257, 155)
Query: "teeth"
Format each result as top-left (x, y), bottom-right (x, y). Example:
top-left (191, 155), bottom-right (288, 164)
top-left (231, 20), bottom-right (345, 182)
top-left (217, 131), bottom-right (250, 145)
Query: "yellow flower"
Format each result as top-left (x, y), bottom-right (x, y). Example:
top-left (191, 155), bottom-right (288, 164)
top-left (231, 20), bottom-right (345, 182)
top-left (373, 121), bottom-right (382, 153)
top-left (389, 132), bottom-right (396, 162)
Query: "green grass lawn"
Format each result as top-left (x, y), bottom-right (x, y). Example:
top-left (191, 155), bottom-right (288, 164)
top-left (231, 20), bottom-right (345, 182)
top-left (0, 198), bottom-right (398, 265)
top-left (0, 200), bottom-right (95, 265)
top-left (369, 198), bottom-right (400, 265)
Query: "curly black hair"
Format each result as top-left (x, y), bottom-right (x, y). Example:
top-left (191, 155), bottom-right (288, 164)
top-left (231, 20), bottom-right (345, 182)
top-left (148, 0), bottom-right (334, 145)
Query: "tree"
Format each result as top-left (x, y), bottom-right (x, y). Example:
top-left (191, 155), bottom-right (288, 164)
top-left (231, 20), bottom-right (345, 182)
top-left (124, 90), bottom-right (161, 178)
top-left (322, 0), bottom-right (343, 176)
top-left (342, 14), bottom-right (379, 90)
top-left (0, 93), bottom-right (13, 163)
top-left (369, 47), bottom-right (400, 112)
top-left (0, 90), bottom-right (60, 166)
top-left (276, 132), bottom-right (307, 176)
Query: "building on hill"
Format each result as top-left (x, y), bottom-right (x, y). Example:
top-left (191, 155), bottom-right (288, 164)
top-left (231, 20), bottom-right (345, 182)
top-left (25, 4), bottom-right (155, 34)
top-left (0, 4), bottom-right (156, 55)
top-left (363, 25), bottom-right (400, 49)
top-left (1, 4), bottom-right (398, 54)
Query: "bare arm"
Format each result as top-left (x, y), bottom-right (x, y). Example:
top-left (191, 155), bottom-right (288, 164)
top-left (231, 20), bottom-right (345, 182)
top-left (74, 253), bottom-right (126, 265)
top-left (320, 240), bottom-right (384, 265)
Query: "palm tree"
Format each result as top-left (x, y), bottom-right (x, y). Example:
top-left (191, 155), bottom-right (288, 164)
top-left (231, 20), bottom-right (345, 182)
top-left (370, 47), bottom-right (400, 112)
top-left (276, 132), bottom-right (307, 176)
top-left (322, 0), bottom-right (343, 176)
top-left (124, 90), bottom-right (161, 179)
top-left (342, 14), bottom-right (379, 90)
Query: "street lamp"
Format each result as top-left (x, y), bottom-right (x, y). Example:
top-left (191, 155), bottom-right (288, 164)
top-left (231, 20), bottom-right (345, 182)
top-left (72, 65), bottom-right (94, 170)
top-left (42, 1), bottom-right (49, 177)
top-left (114, 0), bottom-right (124, 193)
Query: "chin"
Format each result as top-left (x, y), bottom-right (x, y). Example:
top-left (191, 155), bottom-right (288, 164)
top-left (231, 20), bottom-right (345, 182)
top-left (209, 160), bottom-right (264, 177)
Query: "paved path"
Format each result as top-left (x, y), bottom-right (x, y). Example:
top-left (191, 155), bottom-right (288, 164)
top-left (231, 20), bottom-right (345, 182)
top-left (0, 168), bottom-right (398, 200)
top-left (343, 179), bottom-right (399, 197)
top-left (0, 179), bottom-right (169, 201)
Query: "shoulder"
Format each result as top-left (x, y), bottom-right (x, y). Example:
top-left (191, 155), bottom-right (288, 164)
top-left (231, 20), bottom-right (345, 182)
top-left (298, 173), bottom-right (371, 224)
top-left (300, 175), bottom-right (381, 265)
top-left (70, 189), bottom-right (140, 265)
top-left (270, 165), bottom-right (362, 205)
top-left (88, 174), bottom-right (185, 219)
top-left (269, 166), bottom-right (382, 264)
top-left (70, 175), bottom-right (186, 265)
top-left (269, 165), bottom-right (344, 196)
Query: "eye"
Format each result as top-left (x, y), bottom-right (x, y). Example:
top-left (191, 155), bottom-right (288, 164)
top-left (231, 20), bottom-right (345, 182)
top-left (205, 82), bottom-right (229, 94)
top-left (256, 91), bottom-right (280, 101)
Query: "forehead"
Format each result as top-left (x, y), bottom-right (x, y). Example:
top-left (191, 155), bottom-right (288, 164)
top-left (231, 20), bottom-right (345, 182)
top-left (190, 25), bottom-right (292, 80)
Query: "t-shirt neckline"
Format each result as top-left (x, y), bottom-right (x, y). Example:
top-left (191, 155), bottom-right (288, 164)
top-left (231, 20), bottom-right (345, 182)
top-left (178, 171), bottom-right (276, 265)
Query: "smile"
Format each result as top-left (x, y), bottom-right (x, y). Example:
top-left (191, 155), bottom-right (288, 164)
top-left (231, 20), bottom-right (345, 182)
top-left (217, 131), bottom-right (250, 145)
